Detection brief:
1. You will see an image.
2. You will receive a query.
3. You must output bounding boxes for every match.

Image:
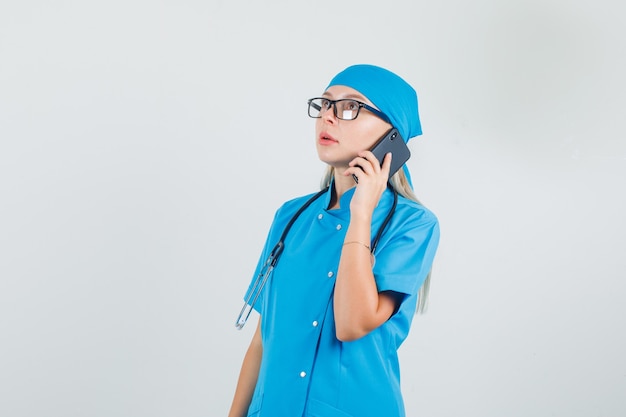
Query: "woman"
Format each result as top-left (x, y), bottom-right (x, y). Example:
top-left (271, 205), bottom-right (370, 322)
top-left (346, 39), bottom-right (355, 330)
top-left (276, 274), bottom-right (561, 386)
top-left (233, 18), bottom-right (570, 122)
top-left (228, 64), bottom-right (440, 417)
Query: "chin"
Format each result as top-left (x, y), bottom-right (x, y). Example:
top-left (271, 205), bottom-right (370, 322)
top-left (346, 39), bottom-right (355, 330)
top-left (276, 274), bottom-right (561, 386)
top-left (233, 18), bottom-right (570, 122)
top-left (315, 148), bottom-right (333, 164)
top-left (316, 148), bottom-right (351, 168)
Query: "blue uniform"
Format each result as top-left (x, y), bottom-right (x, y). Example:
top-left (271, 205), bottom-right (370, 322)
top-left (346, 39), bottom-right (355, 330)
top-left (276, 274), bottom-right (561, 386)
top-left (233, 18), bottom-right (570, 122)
top-left (245, 185), bottom-right (440, 417)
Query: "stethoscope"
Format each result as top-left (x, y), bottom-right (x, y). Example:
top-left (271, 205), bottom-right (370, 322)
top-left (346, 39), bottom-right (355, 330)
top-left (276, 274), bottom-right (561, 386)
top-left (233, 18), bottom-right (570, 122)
top-left (235, 183), bottom-right (398, 329)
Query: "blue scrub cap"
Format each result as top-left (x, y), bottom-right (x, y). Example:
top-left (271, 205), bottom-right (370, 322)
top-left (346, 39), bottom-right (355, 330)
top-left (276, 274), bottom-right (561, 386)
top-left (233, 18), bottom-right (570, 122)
top-left (326, 64), bottom-right (422, 141)
top-left (326, 64), bottom-right (422, 186)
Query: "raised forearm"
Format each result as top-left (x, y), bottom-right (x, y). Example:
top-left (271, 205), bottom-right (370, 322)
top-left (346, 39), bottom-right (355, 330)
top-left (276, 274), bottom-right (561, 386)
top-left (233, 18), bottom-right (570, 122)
top-left (334, 213), bottom-right (395, 341)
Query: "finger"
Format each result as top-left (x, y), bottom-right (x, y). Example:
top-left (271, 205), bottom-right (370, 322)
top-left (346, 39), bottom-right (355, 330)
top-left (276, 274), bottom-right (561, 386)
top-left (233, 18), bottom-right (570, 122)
top-left (381, 152), bottom-right (392, 178)
top-left (344, 166), bottom-right (363, 178)
top-left (357, 151), bottom-right (382, 171)
top-left (343, 167), bottom-right (360, 184)
top-left (349, 156), bottom-right (376, 175)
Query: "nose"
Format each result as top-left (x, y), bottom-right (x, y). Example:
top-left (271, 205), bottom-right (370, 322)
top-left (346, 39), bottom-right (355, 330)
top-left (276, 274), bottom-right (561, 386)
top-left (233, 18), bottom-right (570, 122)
top-left (321, 102), bottom-right (337, 124)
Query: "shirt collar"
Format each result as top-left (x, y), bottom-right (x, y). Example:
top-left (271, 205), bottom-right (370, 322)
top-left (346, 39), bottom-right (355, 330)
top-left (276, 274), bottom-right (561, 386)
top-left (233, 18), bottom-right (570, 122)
top-left (322, 180), bottom-right (355, 212)
top-left (322, 180), bottom-right (393, 212)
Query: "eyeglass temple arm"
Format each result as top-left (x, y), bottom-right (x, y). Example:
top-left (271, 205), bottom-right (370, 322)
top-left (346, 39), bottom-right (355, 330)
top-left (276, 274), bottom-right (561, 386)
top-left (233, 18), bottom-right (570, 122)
top-left (310, 101), bottom-right (322, 112)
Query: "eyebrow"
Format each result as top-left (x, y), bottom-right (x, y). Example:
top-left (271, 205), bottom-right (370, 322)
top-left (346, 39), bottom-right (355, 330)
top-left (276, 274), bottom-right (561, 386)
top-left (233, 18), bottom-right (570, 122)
top-left (321, 92), bottom-right (368, 101)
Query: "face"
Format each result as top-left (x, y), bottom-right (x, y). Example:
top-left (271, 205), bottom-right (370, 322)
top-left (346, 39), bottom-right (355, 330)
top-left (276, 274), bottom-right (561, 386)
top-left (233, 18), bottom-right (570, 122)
top-left (315, 85), bottom-right (392, 169)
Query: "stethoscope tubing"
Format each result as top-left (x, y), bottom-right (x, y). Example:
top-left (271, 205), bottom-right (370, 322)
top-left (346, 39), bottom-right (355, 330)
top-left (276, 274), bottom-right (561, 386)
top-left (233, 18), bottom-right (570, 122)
top-left (235, 183), bottom-right (397, 329)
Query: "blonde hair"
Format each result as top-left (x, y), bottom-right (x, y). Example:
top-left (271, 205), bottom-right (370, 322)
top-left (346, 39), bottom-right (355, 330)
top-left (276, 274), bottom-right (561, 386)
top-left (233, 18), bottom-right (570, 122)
top-left (321, 165), bottom-right (432, 314)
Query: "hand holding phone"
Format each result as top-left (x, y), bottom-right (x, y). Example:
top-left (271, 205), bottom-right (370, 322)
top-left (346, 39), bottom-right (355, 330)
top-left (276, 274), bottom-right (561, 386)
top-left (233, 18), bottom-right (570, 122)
top-left (353, 128), bottom-right (411, 183)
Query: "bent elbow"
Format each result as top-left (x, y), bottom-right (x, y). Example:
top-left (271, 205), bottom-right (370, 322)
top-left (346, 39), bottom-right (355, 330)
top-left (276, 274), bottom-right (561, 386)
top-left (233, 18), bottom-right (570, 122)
top-left (335, 324), bottom-right (368, 342)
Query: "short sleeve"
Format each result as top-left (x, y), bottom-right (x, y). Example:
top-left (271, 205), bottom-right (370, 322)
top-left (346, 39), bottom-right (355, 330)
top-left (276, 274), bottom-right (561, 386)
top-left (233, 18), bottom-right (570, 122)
top-left (243, 209), bottom-right (283, 314)
top-left (241, 194), bottom-right (313, 314)
top-left (373, 207), bottom-right (440, 297)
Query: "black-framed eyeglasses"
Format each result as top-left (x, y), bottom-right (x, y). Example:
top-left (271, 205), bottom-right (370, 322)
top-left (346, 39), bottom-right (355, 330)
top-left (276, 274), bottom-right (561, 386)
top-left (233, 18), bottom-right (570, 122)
top-left (307, 97), bottom-right (390, 123)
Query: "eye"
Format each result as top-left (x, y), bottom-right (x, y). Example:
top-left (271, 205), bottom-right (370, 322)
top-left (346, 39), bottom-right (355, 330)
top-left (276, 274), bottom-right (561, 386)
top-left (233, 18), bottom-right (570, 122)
top-left (320, 98), bottom-right (332, 110)
top-left (345, 100), bottom-right (360, 111)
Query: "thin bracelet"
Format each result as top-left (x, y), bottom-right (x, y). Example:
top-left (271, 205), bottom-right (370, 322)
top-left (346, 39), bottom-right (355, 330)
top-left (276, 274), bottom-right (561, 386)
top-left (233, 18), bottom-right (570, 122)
top-left (343, 241), bottom-right (371, 252)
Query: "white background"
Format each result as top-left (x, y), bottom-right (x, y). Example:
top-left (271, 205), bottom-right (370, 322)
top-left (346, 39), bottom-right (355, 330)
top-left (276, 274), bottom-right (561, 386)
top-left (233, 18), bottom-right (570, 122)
top-left (1, 1), bottom-right (625, 416)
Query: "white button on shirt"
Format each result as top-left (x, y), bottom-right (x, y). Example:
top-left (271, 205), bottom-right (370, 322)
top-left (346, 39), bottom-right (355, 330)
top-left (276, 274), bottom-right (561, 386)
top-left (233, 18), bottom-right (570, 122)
top-left (312, 321), bottom-right (318, 327)
top-left (300, 371), bottom-right (307, 378)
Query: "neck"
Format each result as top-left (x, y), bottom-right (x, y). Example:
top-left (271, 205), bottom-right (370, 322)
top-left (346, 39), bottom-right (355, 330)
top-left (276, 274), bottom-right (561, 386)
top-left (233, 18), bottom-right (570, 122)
top-left (328, 169), bottom-right (356, 209)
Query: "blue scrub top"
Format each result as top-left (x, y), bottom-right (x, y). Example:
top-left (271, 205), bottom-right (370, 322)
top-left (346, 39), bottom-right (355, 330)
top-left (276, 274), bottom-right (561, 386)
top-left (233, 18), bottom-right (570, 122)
top-left (245, 185), bottom-right (440, 417)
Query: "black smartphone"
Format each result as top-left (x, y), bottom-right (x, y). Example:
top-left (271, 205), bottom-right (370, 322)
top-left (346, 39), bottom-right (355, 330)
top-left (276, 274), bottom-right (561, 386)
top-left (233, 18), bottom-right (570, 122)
top-left (353, 128), bottom-right (411, 182)
top-left (370, 127), bottom-right (411, 178)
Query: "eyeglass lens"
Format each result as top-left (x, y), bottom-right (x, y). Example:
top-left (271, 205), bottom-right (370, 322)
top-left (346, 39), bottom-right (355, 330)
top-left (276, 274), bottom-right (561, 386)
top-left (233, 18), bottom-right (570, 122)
top-left (308, 98), bottom-right (361, 120)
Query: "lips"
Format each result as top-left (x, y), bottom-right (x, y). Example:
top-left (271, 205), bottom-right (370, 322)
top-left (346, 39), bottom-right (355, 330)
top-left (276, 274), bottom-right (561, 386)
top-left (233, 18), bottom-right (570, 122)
top-left (318, 132), bottom-right (338, 146)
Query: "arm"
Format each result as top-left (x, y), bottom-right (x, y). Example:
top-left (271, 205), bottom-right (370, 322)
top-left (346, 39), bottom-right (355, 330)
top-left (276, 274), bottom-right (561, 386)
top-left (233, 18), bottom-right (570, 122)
top-left (334, 217), bottom-right (399, 341)
top-left (334, 151), bottom-right (398, 342)
top-left (228, 319), bottom-right (263, 417)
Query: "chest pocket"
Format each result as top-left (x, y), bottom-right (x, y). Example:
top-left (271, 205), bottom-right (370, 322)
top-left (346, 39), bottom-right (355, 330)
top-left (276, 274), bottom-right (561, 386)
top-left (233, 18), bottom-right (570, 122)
top-left (305, 398), bottom-right (353, 417)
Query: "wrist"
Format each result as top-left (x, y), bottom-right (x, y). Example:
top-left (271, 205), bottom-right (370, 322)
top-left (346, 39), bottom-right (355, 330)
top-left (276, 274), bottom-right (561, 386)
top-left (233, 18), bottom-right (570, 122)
top-left (349, 207), bottom-right (373, 224)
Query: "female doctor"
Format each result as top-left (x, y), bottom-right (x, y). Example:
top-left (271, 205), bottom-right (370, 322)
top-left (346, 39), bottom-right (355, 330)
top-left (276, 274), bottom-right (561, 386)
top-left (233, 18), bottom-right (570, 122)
top-left (228, 64), bottom-right (440, 417)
